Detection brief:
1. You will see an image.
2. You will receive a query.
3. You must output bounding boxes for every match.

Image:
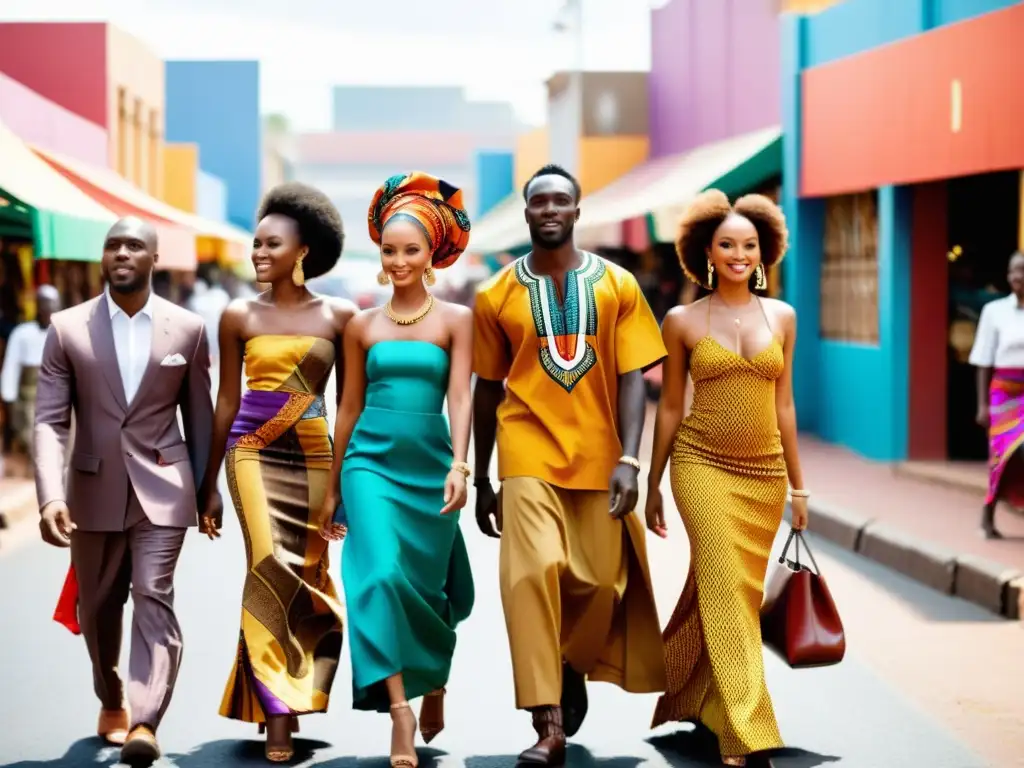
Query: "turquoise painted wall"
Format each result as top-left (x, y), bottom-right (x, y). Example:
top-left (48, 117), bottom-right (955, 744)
top-left (780, 0), bottom-right (1016, 460)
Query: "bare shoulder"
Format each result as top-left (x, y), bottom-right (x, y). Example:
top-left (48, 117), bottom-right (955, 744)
top-left (437, 299), bottom-right (472, 328)
top-left (668, 297), bottom-right (707, 330)
top-left (761, 297), bottom-right (796, 326)
top-left (344, 306), bottom-right (374, 340)
top-left (325, 296), bottom-right (359, 328)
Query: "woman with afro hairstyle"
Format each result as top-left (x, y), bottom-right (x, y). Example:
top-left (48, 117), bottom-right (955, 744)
top-left (197, 181), bottom-right (357, 762)
top-left (644, 190), bottom-right (808, 765)
top-left (317, 172), bottom-right (475, 768)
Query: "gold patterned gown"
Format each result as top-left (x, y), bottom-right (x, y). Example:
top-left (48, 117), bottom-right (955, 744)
top-left (219, 335), bottom-right (345, 723)
top-left (651, 325), bottom-right (787, 758)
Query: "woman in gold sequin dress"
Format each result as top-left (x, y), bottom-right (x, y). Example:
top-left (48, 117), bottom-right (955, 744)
top-left (644, 190), bottom-right (809, 767)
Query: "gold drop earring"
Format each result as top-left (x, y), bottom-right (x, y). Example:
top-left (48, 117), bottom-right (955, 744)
top-left (423, 266), bottom-right (436, 287)
top-left (707, 261), bottom-right (714, 288)
top-left (754, 264), bottom-right (767, 291)
top-left (377, 269), bottom-right (391, 285)
top-left (292, 256), bottom-right (305, 287)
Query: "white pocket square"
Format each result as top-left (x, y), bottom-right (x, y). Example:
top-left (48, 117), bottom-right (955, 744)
top-left (160, 353), bottom-right (187, 367)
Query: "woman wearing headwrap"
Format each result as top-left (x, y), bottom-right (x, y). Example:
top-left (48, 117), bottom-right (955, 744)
top-left (317, 172), bottom-right (475, 768)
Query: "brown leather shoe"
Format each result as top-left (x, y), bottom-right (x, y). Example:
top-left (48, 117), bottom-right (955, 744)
top-left (120, 725), bottom-right (161, 767)
top-left (96, 708), bottom-right (129, 746)
top-left (517, 706), bottom-right (566, 766)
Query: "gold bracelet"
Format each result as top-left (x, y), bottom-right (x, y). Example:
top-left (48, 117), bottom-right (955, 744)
top-left (451, 461), bottom-right (471, 478)
top-left (618, 456), bottom-right (641, 471)
top-left (789, 489), bottom-right (810, 498)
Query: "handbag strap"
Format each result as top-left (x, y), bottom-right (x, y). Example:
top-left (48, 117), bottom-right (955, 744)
top-left (778, 528), bottom-right (822, 574)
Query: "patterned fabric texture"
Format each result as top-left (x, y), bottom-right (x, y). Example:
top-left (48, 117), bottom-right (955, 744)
top-left (986, 368), bottom-right (1024, 507)
top-left (651, 322), bottom-right (787, 758)
top-left (367, 171), bottom-right (471, 269)
top-left (218, 334), bottom-right (344, 723)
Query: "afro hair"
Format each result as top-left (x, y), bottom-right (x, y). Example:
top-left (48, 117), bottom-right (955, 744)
top-left (256, 182), bottom-right (345, 281)
top-left (675, 189), bottom-right (789, 290)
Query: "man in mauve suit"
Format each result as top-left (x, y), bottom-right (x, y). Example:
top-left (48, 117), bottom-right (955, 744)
top-left (34, 216), bottom-right (218, 766)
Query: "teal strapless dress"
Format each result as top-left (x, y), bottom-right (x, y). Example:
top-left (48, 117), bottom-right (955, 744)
top-left (338, 340), bottom-right (475, 712)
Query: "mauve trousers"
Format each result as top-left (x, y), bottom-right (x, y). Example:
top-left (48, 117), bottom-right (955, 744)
top-left (70, 486), bottom-right (186, 730)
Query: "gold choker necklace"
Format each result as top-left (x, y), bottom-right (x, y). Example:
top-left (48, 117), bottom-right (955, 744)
top-left (385, 294), bottom-right (434, 326)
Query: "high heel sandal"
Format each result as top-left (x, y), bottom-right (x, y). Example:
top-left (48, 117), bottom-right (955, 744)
top-left (389, 701), bottom-right (418, 768)
top-left (259, 716), bottom-right (299, 763)
top-left (419, 688), bottom-right (446, 744)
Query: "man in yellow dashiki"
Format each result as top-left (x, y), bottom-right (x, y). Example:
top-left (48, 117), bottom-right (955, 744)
top-left (472, 164), bottom-right (668, 766)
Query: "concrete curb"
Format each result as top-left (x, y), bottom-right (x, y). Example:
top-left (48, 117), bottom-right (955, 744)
top-left (787, 501), bottom-right (1023, 620)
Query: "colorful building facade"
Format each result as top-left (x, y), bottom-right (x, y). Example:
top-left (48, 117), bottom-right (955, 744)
top-left (782, 0), bottom-right (1023, 461)
top-left (164, 61), bottom-right (261, 231)
top-left (649, 0), bottom-right (781, 159)
top-left (0, 22), bottom-right (166, 198)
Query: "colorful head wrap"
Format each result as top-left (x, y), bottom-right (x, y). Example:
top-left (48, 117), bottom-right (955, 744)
top-left (368, 172), bottom-right (472, 269)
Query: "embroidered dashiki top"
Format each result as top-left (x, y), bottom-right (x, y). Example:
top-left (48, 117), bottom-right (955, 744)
top-left (473, 251), bottom-right (666, 491)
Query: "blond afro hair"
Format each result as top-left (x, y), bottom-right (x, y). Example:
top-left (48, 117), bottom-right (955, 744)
top-left (675, 189), bottom-right (789, 290)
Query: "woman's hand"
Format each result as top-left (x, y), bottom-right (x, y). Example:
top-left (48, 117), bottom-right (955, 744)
top-left (791, 495), bottom-right (809, 531)
top-left (645, 486), bottom-right (667, 539)
top-left (440, 470), bottom-right (468, 515)
top-left (317, 491), bottom-right (347, 542)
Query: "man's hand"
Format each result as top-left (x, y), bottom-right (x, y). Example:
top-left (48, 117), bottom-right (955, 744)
top-left (39, 501), bottom-right (75, 547)
top-left (199, 489), bottom-right (224, 540)
top-left (609, 463), bottom-right (640, 520)
top-left (475, 482), bottom-right (502, 539)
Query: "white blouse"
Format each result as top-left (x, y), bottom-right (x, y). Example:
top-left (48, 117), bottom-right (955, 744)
top-left (969, 294), bottom-right (1024, 369)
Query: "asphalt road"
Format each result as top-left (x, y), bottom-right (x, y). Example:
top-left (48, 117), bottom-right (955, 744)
top-left (0, 389), bottom-right (1017, 767)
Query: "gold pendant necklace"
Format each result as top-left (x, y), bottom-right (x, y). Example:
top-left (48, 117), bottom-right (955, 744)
top-left (385, 293), bottom-right (434, 325)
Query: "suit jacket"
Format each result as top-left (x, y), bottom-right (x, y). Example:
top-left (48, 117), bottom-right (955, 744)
top-left (33, 293), bottom-right (213, 531)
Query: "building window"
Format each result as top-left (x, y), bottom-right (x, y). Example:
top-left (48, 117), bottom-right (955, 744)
top-left (133, 97), bottom-right (144, 187)
top-left (148, 108), bottom-right (161, 198)
top-left (116, 87), bottom-right (128, 177)
top-left (820, 191), bottom-right (879, 343)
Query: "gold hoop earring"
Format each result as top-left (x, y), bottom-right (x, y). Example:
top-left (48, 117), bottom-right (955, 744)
top-left (754, 264), bottom-right (767, 291)
top-left (292, 257), bottom-right (305, 287)
top-left (423, 266), bottom-right (436, 287)
top-left (377, 269), bottom-right (391, 286)
top-left (707, 261), bottom-right (714, 288)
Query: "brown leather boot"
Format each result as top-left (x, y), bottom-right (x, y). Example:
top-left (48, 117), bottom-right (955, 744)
top-left (517, 706), bottom-right (566, 766)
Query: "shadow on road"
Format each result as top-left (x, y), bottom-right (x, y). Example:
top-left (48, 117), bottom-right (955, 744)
top-left (466, 745), bottom-right (642, 767)
top-left (648, 727), bottom-right (841, 768)
top-left (0, 738), bottom-right (448, 768)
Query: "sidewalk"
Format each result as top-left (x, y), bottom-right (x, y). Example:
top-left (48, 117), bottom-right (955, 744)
top-left (797, 435), bottom-right (1024, 620)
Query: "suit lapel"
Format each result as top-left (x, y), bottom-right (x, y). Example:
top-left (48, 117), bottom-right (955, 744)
top-left (129, 299), bottom-right (174, 415)
top-left (90, 297), bottom-right (129, 412)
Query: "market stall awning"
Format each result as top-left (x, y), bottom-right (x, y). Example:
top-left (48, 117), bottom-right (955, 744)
top-left (35, 147), bottom-right (253, 270)
top-left (467, 192), bottom-right (530, 255)
top-left (0, 118), bottom-right (115, 261)
top-left (577, 126), bottom-right (782, 245)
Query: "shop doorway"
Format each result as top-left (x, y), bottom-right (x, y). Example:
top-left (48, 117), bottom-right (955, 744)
top-left (947, 170), bottom-right (1021, 460)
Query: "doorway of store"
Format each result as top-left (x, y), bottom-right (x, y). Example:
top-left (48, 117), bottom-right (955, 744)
top-left (947, 170), bottom-right (1021, 460)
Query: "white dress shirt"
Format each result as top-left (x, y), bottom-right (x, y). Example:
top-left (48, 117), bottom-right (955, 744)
top-left (107, 287), bottom-right (154, 404)
top-left (1, 321), bottom-right (49, 402)
top-left (969, 294), bottom-right (1024, 369)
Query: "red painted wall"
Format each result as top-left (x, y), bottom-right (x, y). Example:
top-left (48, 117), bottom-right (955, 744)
top-left (801, 3), bottom-right (1024, 197)
top-left (908, 182), bottom-right (949, 460)
top-left (0, 22), bottom-right (107, 128)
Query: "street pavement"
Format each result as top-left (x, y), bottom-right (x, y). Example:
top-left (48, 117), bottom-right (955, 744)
top-left (0, 393), bottom-right (1020, 767)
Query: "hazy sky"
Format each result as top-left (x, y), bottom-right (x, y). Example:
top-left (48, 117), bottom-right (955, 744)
top-left (1, 0), bottom-right (653, 130)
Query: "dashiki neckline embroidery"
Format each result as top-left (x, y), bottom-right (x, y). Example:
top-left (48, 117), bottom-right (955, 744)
top-left (515, 251), bottom-right (606, 393)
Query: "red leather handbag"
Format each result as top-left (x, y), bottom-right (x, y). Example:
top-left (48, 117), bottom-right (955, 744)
top-left (760, 528), bottom-right (845, 668)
